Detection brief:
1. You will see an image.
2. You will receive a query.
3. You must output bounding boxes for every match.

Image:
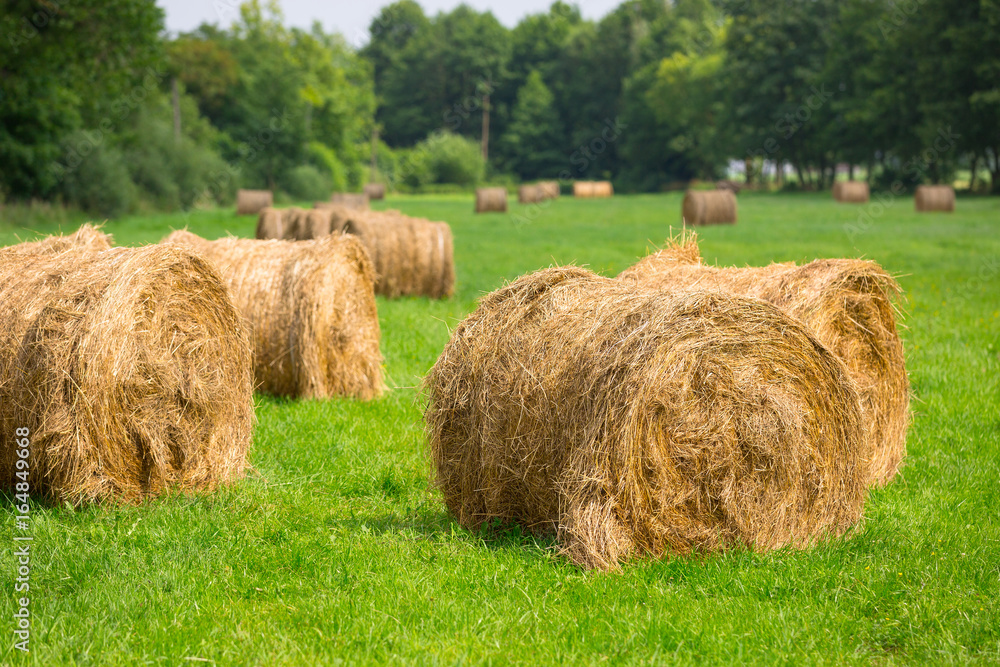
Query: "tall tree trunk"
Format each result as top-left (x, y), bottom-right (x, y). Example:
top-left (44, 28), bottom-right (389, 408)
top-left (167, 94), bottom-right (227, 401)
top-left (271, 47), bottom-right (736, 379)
top-left (171, 77), bottom-right (181, 144)
top-left (848, 163), bottom-right (855, 181)
top-left (969, 154), bottom-right (978, 191)
top-left (794, 162), bottom-right (806, 187)
top-left (745, 157), bottom-right (753, 185)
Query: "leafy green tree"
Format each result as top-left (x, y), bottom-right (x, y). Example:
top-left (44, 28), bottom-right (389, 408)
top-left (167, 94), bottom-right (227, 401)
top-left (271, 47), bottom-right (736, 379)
top-left (499, 71), bottom-right (564, 179)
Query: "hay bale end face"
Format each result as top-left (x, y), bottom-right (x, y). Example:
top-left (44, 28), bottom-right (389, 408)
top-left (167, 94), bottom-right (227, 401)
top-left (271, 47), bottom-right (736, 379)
top-left (363, 183), bottom-right (386, 200)
top-left (915, 185), bottom-right (955, 212)
top-left (834, 181), bottom-right (870, 203)
top-left (619, 234), bottom-right (909, 486)
top-left (573, 181), bottom-right (614, 198)
top-left (682, 189), bottom-right (737, 225)
top-left (0, 242), bottom-right (255, 504)
top-left (237, 189), bottom-right (274, 215)
top-left (426, 267), bottom-right (866, 570)
top-left (163, 231), bottom-right (384, 400)
top-left (255, 207), bottom-right (284, 240)
top-left (475, 187), bottom-right (508, 213)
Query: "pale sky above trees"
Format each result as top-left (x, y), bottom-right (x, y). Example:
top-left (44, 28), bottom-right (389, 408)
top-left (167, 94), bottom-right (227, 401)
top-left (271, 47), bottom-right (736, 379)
top-left (157, 0), bottom-right (621, 44)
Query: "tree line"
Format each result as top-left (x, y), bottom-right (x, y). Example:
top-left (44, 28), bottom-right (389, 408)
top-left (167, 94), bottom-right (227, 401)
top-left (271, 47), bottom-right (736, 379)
top-left (1, 0), bottom-right (997, 216)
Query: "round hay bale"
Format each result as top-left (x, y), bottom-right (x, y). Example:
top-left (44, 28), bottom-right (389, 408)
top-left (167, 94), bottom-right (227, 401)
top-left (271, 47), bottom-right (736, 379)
top-left (619, 234), bottom-right (909, 486)
top-left (832, 181), bottom-right (843, 201)
top-left (426, 266), bottom-right (866, 570)
top-left (163, 230), bottom-right (383, 400)
top-left (538, 181), bottom-right (560, 200)
top-left (6, 224), bottom-right (114, 254)
top-left (329, 193), bottom-right (370, 210)
top-left (834, 181), bottom-right (869, 203)
top-left (236, 189), bottom-right (273, 215)
top-left (573, 181), bottom-right (595, 198)
top-left (475, 187), bottom-right (508, 213)
top-left (518, 184), bottom-right (545, 204)
top-left (296, 208), bottom-right (338, 240)
top-left (342, 211), bottom-right (455, 299)
top-left (682, 189), bottom-right (737, 225)
top-left (592, 181), bottom-right (614, 198)
top-left (915, 185), bottom-right (955, 212)
top-left (0, 243), bottom-right (254, 505)
top-left (363, 183), bottom-right (386, 200)
top-left (255, 207), bottom-right (284, 240)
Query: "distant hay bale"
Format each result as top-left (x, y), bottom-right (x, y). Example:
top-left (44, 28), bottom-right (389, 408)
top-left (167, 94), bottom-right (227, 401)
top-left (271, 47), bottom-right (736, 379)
top-left (915, 185), bottom-right (955, 212)
top-left (341, 211), bottom-right (455, 299)
top-left (426, 267), bottom-right (866, 570)
top-left (0, 242), bottom-right (254, 504)
top-left (163, 230), bottom-right (383, 400)
top-left (237, 189), bottom-right (273, 215)
top-left (5, 224), bottom-right (113, 255)
top-left (296, 208), bottom-right (339, 240)
top-left (574, 181), bottom-right (613, 198)
top-left (363, 183), bottom-right (386, 200)
top-left (518, 184), bottom-right (545, 204)
top-left (475, 187), bottom-right (508, 213)
top-left (682, 189), bottom-right (737, 225)
top-left (619, 233), bottom-right (909, 486)
top-left (538, 181), bottom-right (560, 200)
top-left (255, 207), bottom-right (285, 240)
top-left (329, 193), bottom-right (370, 210)
top-left (834, 181), bottom-right (869, 203)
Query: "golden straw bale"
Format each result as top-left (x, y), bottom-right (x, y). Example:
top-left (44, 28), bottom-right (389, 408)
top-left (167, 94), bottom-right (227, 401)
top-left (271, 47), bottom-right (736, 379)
top-left (518, 184), bottom-right (545, 204)
top-left (163, 230), bottom-right (383, 400)
top-left (834, 181), bottom-right (870, 203)
top-left (538, 181), bottom-right (560, 200)
top-left (914, 185), bottom-right (955, 212)
top-left (682, 190), bottom-right (737, 225)
top-left (0, 242), bottom-right (254, 504)
top-left (329, 193), bottom-right (370, 210)
top-left (592, 181), bottom-right (613, 197)
top-left (619, 233), bottom-right (909, 486)
top-left (426, 266), bottom-right (866, 570)
top-left (475, 187), bottom-right (508, 213)
top-left (363, 183), bottom-right (386, 200)
top-left (341, 211), bottom-right (455, 299)
top-left (573, 181), bottom-right (595, 198)
top-left (236, 189), bottom-right (273, 215)
top-left (6, 224), bottom-right (113, 255)
top-left (255, 207), bottom-right (285, 240)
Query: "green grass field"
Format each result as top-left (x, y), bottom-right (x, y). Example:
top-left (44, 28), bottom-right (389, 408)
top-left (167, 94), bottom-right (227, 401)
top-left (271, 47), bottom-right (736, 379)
top-left (2, 191), bottom-right (999, 665)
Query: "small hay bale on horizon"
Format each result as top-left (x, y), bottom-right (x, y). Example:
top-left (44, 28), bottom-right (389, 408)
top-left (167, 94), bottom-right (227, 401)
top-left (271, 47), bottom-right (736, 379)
top-left (363, 183), bottom-right (386, 200)
top-left (475, 187), bottom-right (508, 213)
top-left (518, 184), bottom-right (545, 204)
top-left (426, 266), bottom-right (866, 570)
top-left (834, 181), bottom-right (870, 203)
top-left (163, 230), bottom-right (384, 400)
top-left (915, 185), bottom-right (955, 212)
top-left (0, 241), bottom-right (254, 505)
top-left (619, 233), bottom-right (909, 486)
top-left (682, 189), bottom-right (737, 225)
top-left (538, 181), bottom-right (560, 199)
top-left (328, 193), bottom-right (370, 210)
top-left (236, 189), bottom-right (273, 215)
top-left (573, 181), bottom-right (614, 198)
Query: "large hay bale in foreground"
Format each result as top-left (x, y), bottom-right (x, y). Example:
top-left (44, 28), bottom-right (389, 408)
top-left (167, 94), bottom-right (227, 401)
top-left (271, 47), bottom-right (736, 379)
top-left (237, 189), bottom-right (273, 215)
top-left (915, 185), bottom-right (955, 212)
top-left (0, 243), bottom-right (254, 504)
top-left (834, 181), bottom-right (869, 203)
top-left (427, 267), bottom-right (866, 570)
top-left (682, 189), bottom-right (737, 225)
top-left (538, 181), bottom-right (560, 200)
top-left (341, 211), bottom-right (455, 299)
top-left (363, 183), bottom-right (386, 200)
top-left (518, 184), bottom-right (545, 204)
top-left (475, 187), bottom-right (508, 213)
top-left (619, 234), bottom-right (909, 486)
top-left (329, 193), bottom-right (370, 210)
top-left (163, 231), bottom-right (383, 400)
top-left (6, 224), bottom-right (113, 254)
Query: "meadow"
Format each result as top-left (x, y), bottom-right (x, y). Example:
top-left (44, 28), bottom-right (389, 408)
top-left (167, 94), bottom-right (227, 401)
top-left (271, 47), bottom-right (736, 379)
top-left (1, 191), bottom-right (998, 665)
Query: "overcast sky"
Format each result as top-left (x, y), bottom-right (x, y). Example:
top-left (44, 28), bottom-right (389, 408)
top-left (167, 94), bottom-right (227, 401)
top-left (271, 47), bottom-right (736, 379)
top-left (157, 0), bottom-right (622, 46)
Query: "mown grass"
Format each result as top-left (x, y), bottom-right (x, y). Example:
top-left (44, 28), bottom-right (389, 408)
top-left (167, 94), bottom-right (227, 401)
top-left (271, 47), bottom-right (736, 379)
top-left (1, 191), bottom-right (998, 665)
